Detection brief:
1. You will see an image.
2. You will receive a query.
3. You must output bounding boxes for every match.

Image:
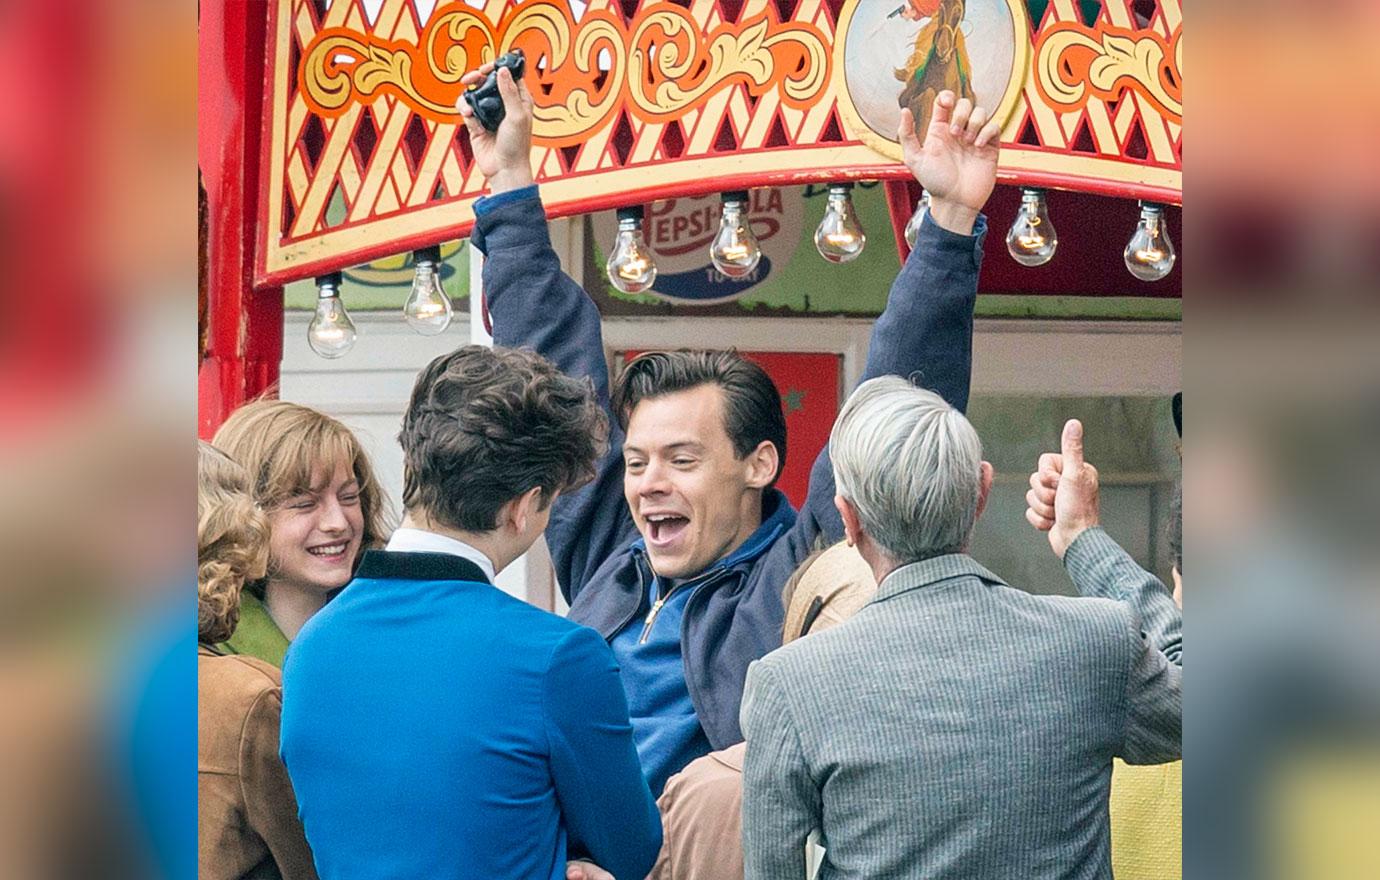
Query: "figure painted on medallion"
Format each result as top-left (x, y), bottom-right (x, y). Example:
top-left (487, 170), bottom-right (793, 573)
top-left (838, 0), bottom-right (1021, 158)
top-left (895, 0), bottom-right (976, 137)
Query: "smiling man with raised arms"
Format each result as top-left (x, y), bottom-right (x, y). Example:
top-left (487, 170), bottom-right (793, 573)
top-left (461, 61), bottom-right (1000, 795)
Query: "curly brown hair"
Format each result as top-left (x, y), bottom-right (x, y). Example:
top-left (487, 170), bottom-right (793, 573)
top-left (213, 399), bottom-right (392, 597)
top-left (399, 345), bottom-right (608, 531)
top-left (198, 442), bottom-right (270, 644)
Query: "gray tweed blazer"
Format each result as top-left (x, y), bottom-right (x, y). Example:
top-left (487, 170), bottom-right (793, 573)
top-left (741, 527), bottom-right (1182, 879)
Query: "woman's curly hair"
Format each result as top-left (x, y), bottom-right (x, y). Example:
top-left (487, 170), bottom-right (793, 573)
top-left (198, 441), bottom-right (270, 644)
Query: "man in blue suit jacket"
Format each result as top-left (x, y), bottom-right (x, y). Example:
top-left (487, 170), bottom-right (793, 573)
top-left (280, 346), bottom-right (661, 880)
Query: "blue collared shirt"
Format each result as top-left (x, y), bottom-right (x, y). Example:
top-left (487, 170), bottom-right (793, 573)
top-left (610, 504), bottom-right (794, 795)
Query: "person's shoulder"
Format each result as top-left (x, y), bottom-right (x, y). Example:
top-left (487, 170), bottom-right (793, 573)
top-left (497, 589), bottom-right (589, 634)
top-left (677, 743), bottom-right (745, 783)
top-left (198, 651), bottom-right (282, 710)
top-left (200, 650), bottom-right (281, 686)
top-left (544, 615), bottom-right (613, 659)
top-left (994, 585), bottom-right (1135, 648)
top-left (497, 599), bottom-right (610, 666)
top-left (536, 622), bottom-right (621, 703)
top-left (985, 577), bottom-right (1119, 615)
top-left (755, 619), bottom-right (860, 677)
top-left (659, 743), bottom-right (744, 815)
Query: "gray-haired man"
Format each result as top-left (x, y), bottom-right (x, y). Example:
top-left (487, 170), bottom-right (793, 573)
top-left (741, 378), bottom-right (1182, 879)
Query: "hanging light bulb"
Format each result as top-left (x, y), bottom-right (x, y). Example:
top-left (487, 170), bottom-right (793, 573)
top-left (1124, 201), bottom-right (1177, 281)
top-left (709, 190), bottom-right (762, 278)
top-left (403, 245), bottom-right (453, 335)
top-left (814, 183), bottom-right (867, 263)
top-left (904, 189), bottom-right (930, 249)
top-left (308, 271), bottom-right (357, 359)
top-left (1006, 188), bottom-right (1058, 267)
top-left (606, 206), bottom-right (657, 294)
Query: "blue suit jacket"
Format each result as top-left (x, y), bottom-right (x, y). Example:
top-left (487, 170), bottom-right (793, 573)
top-left (280, 551), bottom-right (661, 880)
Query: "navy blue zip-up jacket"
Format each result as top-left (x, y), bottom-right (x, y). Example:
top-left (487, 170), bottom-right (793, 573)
top-left (471, 189), bottom-right (985, 748)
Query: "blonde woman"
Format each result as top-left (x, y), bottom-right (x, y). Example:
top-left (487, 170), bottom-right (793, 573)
top-left (212, 400), bottom-right (390, 664)
top-left (198, 441), bottom-right (318, 880)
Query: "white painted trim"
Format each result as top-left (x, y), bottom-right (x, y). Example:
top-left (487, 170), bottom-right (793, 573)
top-left (972, 319), bottom-right (1180, 396)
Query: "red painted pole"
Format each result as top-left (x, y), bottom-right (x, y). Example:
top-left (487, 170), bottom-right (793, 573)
top-left (198, 0), bottom-right (283, 438)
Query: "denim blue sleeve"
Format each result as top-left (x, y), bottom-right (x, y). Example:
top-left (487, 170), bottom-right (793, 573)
top-left (788, 214), bottom-right (988, 552)
top-left (470, 194), bottom-right (637, 601)
top-left (473, 184), bottom-right (540, 216)
top-left (860, 214), bottom-right (985, 405)
top-left (544, 626), bottom-right (662, 878)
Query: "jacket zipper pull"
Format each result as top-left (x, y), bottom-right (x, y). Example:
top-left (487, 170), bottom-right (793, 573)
top-left (639, 597), bottom-right (666, 644)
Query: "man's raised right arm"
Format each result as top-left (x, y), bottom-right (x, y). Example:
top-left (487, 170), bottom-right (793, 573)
top-left (461, 64), bottom-right (633, 599)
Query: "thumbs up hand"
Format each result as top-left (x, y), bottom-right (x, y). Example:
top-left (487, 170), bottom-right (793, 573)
top-left (1025, 419), bottom-right (1101, 559)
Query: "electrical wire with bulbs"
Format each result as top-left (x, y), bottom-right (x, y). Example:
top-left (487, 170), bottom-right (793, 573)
top-left (307, 190), bottom-right (1175, 358)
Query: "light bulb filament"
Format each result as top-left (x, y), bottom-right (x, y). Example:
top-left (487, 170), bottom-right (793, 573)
top-left (617, 256), bottom-right (650, 280)
top-left (814, 185), bottom-right (866, 263)
top-left (1005, 189), bottom-right (1058, 267)
top-left (607, 210), bottom-right (658, 293)
top-left (411, 302), bottom-right (446, 318)
top-left (308, 279), bottom-right (358, 358)
top-left (1123, 202), bottom-right (1175, 281)
top-left (708, 192), bottom-right (763, 278)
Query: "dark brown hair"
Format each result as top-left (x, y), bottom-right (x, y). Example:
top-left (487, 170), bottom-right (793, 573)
top-left (612, 350), bottom-right (787, 484)
top-left (399, 345), bottom-right (608, 531)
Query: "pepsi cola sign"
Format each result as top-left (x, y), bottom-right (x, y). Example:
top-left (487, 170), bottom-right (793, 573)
top-left (599, 188), bottom-right (804, 305)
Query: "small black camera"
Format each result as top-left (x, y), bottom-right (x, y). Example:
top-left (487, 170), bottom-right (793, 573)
top-left (463, 49), bottom-right (526, 132)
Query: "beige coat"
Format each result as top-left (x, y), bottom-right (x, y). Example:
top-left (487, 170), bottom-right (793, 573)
top-left (648, 743), bottom-right (746, 880)
top-left (198, 646), bottom-right (318, 880)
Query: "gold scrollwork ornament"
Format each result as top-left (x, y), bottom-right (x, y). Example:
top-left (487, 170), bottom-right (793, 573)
top-left (502, 4), bottom-right (626, 140)
top-left (1038, 28), bottom-right (1182, 119)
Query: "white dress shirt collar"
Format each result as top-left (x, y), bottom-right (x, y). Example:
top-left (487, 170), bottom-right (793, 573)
top-left (384, 528), bottom-right (497, 583)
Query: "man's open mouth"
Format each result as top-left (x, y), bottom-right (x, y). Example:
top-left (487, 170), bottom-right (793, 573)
top-left (644, 514), bottom-right (690, 545)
